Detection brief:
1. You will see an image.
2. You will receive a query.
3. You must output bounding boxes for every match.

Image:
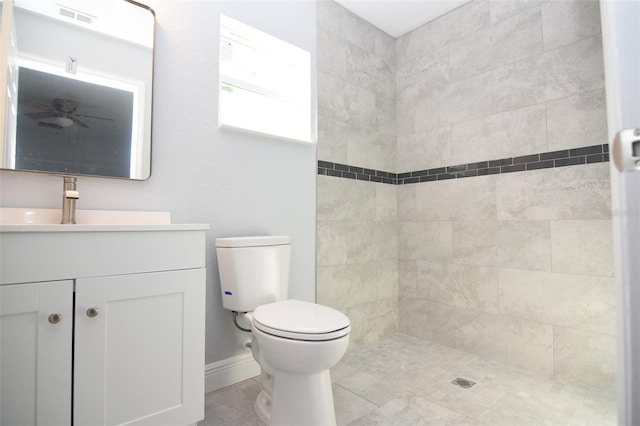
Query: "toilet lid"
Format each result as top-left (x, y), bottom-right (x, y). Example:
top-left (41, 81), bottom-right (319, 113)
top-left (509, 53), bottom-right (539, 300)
top-left (252, 299), bottom-right (351, 341)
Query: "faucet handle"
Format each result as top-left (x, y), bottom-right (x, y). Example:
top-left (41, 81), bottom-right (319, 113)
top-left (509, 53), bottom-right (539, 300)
top-left (64, 190), bottom-right (80, 199)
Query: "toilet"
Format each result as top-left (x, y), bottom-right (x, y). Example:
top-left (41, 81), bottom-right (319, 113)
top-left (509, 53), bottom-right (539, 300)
top-left (216, 236), bottom-right (351, 426)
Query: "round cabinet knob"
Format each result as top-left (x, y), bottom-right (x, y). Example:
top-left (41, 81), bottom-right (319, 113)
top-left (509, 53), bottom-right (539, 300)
top-left (48, 313), bottom-right (62, 324)
top-left (86, 307), bottom-right (99, 318)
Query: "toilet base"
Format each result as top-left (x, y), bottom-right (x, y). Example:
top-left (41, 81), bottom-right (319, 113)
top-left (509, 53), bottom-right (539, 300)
top-left (260, 370), bottom-right (335, 426)
top-left (255, 390), bottom-right (272, 424)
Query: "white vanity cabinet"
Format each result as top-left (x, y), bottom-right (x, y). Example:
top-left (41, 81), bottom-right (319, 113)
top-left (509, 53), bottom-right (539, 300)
top-left (0, 224), bottom-right (208, 426)
top-left (0, 280), bottom-right (74, 425)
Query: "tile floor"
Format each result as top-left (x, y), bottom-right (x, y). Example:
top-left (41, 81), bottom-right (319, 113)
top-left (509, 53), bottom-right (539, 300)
top-left (201, 333), bottom-right (616, 425)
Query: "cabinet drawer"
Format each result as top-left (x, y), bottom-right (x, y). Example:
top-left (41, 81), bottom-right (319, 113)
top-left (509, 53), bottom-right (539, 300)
top-left (0, 226), bottom-right (207, 284)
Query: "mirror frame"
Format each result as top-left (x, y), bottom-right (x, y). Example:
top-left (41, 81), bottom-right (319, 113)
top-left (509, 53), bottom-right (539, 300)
top-left (0, 0), bottom-right (155, 180)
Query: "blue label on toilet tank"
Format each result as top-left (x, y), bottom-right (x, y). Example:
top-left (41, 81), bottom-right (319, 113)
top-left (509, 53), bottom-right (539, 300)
top-left (224, 291), bottom-right (232, 295)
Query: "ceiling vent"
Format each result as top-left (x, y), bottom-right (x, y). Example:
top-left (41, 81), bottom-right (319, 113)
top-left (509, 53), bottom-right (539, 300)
top-left (58, 6), bottom-right (93, 24)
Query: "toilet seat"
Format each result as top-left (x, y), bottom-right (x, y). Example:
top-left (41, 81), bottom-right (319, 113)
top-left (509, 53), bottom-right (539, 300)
top-left (252, 299), bottom-right (351, 341)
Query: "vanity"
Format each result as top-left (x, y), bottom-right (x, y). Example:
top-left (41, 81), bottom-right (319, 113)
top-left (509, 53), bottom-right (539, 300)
top-left (0, 221), bottom-right (209, 425)
top-left (0, 2), bottom-right (209, 424)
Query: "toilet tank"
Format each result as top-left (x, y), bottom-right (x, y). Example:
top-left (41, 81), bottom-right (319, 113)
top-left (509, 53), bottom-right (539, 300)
top-left (216, 236), bottom-right (291, 312)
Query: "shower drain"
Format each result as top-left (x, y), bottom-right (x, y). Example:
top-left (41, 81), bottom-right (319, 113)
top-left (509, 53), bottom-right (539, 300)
top-left (451, 377), bottom-right (476, 389)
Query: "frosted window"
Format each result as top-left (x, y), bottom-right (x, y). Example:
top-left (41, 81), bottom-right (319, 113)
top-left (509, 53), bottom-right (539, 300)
top-left (219, 15), bottom-right (312, 143)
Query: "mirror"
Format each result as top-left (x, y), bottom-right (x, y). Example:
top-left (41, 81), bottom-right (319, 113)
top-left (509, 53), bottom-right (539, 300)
top-left (0, 0), bottom-right (154, 180)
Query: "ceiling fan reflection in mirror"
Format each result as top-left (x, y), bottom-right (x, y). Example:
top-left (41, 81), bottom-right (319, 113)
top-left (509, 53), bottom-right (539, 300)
top-left (20, 98), bottom-right (115, 129)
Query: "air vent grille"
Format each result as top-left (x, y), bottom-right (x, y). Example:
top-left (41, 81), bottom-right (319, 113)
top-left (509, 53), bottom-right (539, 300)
top-left (58, 6), bottom-right (93, 24)
top-left (59, 8), bottom-right (74, 18)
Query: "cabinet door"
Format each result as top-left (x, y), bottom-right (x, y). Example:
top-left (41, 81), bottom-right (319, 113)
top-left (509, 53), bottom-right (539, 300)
top-left (74, 268), bottom-right (205, 426)
top-left (0, 281), bottom-right (73, 426)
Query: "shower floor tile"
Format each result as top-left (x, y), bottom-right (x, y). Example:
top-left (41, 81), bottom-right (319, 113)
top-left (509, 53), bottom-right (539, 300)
top-left (200, 333), bottom-right (616, 425)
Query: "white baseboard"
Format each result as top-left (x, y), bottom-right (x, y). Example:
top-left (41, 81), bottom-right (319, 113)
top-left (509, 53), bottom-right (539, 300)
top-left (205, 352), bottom-right (261, 393)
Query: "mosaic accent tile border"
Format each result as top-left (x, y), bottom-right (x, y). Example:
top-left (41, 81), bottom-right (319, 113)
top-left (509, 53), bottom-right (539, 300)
top-left (318, 144), bottom-right (609, 185)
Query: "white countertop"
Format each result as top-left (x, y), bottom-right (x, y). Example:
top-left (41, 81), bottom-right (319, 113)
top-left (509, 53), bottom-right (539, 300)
top-left (0, 208), bottom-right (210, 232)
top-left (0, 224), bottom-right (210, 233)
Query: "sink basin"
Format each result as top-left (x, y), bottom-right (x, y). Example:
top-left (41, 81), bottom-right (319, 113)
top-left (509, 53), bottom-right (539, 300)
top-left (0, 208), bottom-right (171, 225)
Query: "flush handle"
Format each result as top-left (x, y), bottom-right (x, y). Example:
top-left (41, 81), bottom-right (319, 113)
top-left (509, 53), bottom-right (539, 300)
top-left (612, 128), bottom-right (640, 172)
top-left (86, 307), bottom-right (99, 318)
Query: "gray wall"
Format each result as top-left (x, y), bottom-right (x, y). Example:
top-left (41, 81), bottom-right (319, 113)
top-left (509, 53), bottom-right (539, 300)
top-left (396, 0), bottom-right (613, 391)
top-left (0, 0), bottom-right (317, 364)
top-left (316, 0), bottom-right (614, 391)
top-left (316, 0), bottom-right (399, 348)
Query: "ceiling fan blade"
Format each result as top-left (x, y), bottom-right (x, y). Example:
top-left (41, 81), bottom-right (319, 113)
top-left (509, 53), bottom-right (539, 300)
top-left (76, 114), bottom-right (115, 121)
top-left (53, 98), bottom-right (79, 113)
top-left (70, 116), bottom-right (90, 129)
top-left (19, 99), bottom-right (53, 110)
top-left (26, 111), bottom-right (58, 120)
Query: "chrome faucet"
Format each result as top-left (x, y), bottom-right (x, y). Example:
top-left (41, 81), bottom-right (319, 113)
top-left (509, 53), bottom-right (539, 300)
top-left (61, 176), bottom-right (79, 224)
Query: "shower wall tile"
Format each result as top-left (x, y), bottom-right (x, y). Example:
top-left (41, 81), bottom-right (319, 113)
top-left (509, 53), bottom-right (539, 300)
top-left (554, 327), bottom-right (616, 391)
top-left (496, 163), bottom-right (611, 221)
top-left (574, 306), bottom-right (616, 337)
top-left (393, 0), bottom-right (612, 390)
top-left (316, 180), bottom-right (399, 344)
top-left (397, 126), bottom-right (451, 173)
top-left (396, 97), bottom-right (417, 147)
top-left (541, 0), bottom-right (601, 51)
top-left (396, 0), bottom-right (490, 59)
top-left (489, 0), bottom-right (545, 24)
top-left (317, 27), bottom-right (348, 76)
top-left (317, 261), bottom-right (385, 310)
top-left (325, 77), bottom-right (377, 127)
top-left (374, 29), bottom-right (396, 71)
top-left (453, 308), bottom-right (554, 377)
top-left (503, 316), bottom-right (554, 377)
top-left (416, 261), bottom-right (499, 313)
top-left (396, 46), bottom-right (450, 100)
top-left (317, 221), bottom-right (348, 266)
top-left (492, 35), bottom-right (604, 112)
top-left (452, 220), bottom-right (551, 271)
top-left (454, 308), bottom-right (507, 363)
top-left (414, 72), bottom-right (493, 132)
top-left (344, 44), bottom-right (396, 99)
top-left (317, 1), bottom-right (398, 349)
top-left (317, 114), bottom-right (348, 164)
top-left (317, 0), bottom-right (396, 173)
top-left (546, 89), bottom-right (608, 151)
top-left (448, 7), bottom-right (542, 82)
top-left (346, 120), bottom-right (396, 173)
top-left (346, 221), bottom-right (397, 263)
top-left (415, 175), bottom-right (496, 221)
top-left (398, 260), bottom-right (417, 299)
top-left (376, 183), bottom-right (397, 221)
top-left (399, 221), bottom-right (452, 262)
top-left (316, 220), bottom-right (398, 267)
top-left (317, 176), bottom-right (376, 221)
top-left (450, 104), bottom-right (547, 165)
top-left (499, 268), bottom-right (615, 332)
top-left (399, 298), bottom-right (456, 346)
top-left (317, 0), bottom-right (613, 391)
top-left (317, 0), bottom-right (377, 53)
top-left (452, 221), bottom-right (500, 266)
top-left (376, 260), bottom-right (399, 301)
top-left (397, 184), bottom-right (416, 222)
top-left (347, 298), bottom-right (399, 347)
top-left (495, 220), bottom-right (551, 270)
top-left (551, 219), bottom-right (614, 277)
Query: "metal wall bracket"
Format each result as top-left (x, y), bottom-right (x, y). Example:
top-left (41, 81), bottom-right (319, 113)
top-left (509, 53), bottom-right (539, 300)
top-left (612, 128), bottom-right (640, 172)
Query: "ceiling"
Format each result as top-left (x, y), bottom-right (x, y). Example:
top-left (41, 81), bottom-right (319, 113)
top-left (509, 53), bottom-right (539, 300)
top-left (333, 0), bottom-right (471, 38)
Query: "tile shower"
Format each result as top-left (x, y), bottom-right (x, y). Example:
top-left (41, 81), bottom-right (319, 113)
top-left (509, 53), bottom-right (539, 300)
top-left (317, 0), bottom-right (614, 394)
